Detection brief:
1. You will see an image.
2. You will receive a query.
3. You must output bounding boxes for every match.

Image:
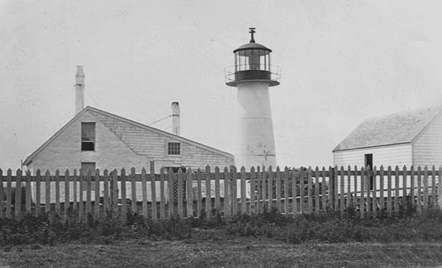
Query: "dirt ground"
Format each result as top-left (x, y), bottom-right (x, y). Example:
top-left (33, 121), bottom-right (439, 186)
top-left (1, 231), bottom-right (442, 268)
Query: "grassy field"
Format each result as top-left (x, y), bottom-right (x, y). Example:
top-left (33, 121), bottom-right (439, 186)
top-left (1, 233), bottom-right (442, 268)
top-left (1, 209), bottom-right (442, 267)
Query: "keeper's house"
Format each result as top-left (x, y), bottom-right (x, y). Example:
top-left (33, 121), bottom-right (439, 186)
top-left (23, 66), bottom-right (234, 173)
top-left (23, 106), bottom-right (234, 173)
top-left (333, 106), bottom-right (442, 168)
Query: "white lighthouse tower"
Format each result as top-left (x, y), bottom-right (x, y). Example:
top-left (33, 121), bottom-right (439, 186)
top-left (226, 28), bottom-right (280, 169)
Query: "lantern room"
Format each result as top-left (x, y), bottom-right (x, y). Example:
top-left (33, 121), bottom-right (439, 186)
top-left (225, 28), bottom-right (280, 87)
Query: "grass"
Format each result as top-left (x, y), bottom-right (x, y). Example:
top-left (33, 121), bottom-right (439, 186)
top-left (0, 208), bottom-right (442, 267)
top-left (1, 237), bottom-right (442, 267)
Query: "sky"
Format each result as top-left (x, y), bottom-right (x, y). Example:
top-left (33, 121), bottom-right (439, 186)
top-left (2, 0), bottom-right (442, 169)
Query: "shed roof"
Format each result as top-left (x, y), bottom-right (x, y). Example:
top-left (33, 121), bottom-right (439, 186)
top-left (333, 106), bottom-right (442, 152)
top-left (24, 106), bottom-right (233, 165)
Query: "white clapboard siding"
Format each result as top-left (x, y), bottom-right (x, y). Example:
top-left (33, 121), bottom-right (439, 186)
top-left (333, 144), bottom-right (412, 168)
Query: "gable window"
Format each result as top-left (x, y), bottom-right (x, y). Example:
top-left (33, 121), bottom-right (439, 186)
top-left (168, 142), bottom-right (181, 155)
top-left (81, 122), bottom-right (95, 151)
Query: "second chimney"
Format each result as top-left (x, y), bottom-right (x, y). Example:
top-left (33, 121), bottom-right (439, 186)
top-left (171, 102), bottom-right (180, 136)
top-left (75, 65), bottom-right (85, 114)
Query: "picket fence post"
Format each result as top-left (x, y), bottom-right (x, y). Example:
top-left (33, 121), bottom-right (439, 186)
top-left (284, 167), bottom-right (289, 214)
top-left (353, 166), bottom-right (358, 212)
top-left (214, 167), bottom-right (221, 213)
top-left (5, 169), bottom-right (12, 219)
top-left (120, 169), bottom-right (127, 224)
top-left (432, 166), bottom-right (437, 207)
top-left (206, 165), bottom-right (212, 218)
top-left (0, 169), bottom-right (4, 219)
top-left (186, 168), bottom-right (193, 218)
top-left (196, 169), bottom-right (202, 217)
top-left (231, 166), bottom-right (238, 216)
top-left (438, 166), bottom-right (442, 209)
top-left (15, 169), bottom-right (22, 220)
top-left (321, 167), bottom-right (327, 212)
top-left (86, 169), bottom-right (92, 216)
top-left (417, 167), bottom-right (422, 215)
top-left (346, 166), bottom-right (351, 210)
top-left (94, 169), bottom-right (100, 219)
top-left (339, 166), bottom-right (344, 217)
top-left (25, 170), bottom-right (32, 217)
top-left (371, 166), bottom-right (377, 218)
top-left (150, 164), bottom-right (157, 220)
top-left (240, 167), bottom-right (246, 214)
top-left (130, 168), bottom-right (137, 215)
top-left (299, 168), bottom-right (304, 214)
top-left (55, 170), bottom-right (60, 215)
top-left (328, 167), bottom-right (334, 210)
top-left (423, 166), bottom-right (429, 212)
top-left (159, 168), bottom-right (166, 219)
top-left (359, 167), bottom-right (365, 219)
top-left (177, 169), bottom-right (184, 218)
top-left (102, 169), bottom-right (109, 217)
top-left (111, 169), bottom-right (119, 218)
top-left (394, 166), bottom-right (400, 215)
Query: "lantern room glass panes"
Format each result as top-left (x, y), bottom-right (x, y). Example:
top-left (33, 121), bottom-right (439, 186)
top-left (234, 49), bottom-right (270, 72)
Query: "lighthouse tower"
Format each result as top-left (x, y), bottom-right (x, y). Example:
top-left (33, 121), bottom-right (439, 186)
top-left (226, 28), bottom-right (280, 169)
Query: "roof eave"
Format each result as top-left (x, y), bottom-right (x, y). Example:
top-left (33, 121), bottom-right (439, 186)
top-left (332, 141), bottom-right (412, 153)
top-left (86, 106), bottom-right (235, 159)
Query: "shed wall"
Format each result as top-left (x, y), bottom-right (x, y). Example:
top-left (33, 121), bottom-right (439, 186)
top-left (333, 144), bottom-right (412, 168)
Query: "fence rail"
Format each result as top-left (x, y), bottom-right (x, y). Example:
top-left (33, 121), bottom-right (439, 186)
top-left (0, 165), bottom-right (441, 222)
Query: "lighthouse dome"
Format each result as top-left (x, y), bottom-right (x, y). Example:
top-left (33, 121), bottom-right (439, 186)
top-left (233, 42), bottom-right (272, 53)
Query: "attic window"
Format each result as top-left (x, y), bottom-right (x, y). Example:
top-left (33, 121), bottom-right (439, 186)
top-left (168, 142), bottom-right (180, 155)
top-left (81, 122), bottom-right (95, 151)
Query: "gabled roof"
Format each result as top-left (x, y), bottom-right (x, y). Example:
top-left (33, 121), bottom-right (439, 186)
top-left (333, 106), bottom-right (442, 152)
top-left (24, 106), bottom-right (233, 165)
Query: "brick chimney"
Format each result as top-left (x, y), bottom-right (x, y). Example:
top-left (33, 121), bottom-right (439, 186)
top-left (75, 65), bottom-right (85, 114)
top-left (171, 102), bottom-right (180, 136)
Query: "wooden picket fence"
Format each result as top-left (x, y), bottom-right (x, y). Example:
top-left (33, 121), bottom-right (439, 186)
top-left (0, 165), bottom-right (441, 222)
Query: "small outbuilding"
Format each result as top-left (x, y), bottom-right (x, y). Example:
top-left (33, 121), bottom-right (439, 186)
top-left (333, 106), bottom-right (442, 169)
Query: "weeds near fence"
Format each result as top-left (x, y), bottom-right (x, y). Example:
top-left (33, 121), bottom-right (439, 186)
top-left (1, 204), bottom-right (442, 246)
top-left (0, 212), bottom-right (193, 246)
top-left (224, 205), bottom-right (442, 244)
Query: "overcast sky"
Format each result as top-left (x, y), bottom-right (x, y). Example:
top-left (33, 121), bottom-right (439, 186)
top-left (2, 0), bottom-right (442, 170)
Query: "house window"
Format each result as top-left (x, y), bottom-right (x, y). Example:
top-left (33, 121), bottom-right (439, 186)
top-left (81, 122), bottom-right (95, 151)
top-left (168, 142), bottom-right (181, 155)
top-left (364, 154), bottom-right (374, 190)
